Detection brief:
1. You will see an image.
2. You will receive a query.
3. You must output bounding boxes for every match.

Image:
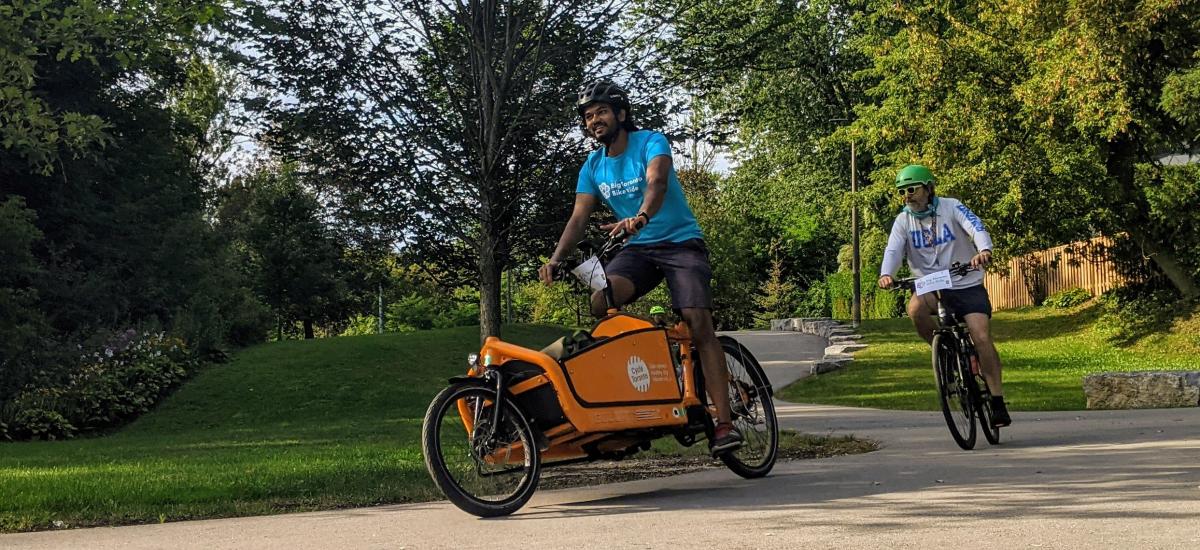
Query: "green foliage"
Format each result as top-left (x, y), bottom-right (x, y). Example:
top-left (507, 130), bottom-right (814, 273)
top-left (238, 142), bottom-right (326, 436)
top-left (2, 332), bottom-right (197, 441)
top-left (753, 256), bottom-right (799, 328)
top-left (795, 278), bottom-right (832, 318)
top-left (1140, 163), bottom-right (1200, 283)
top-left (340, 315), bottom-right (379, 337)
top-left (0, 197), bottom-right (50, 405)
top-left (242, 0), bottom-right (618, 337)
top-left (826, 271), bottom-right (905, 320)
top-left (1043, 287), bottom-right (1092, 309)
top-left (1, 0), bottom-right (263, 421)
top-left (386, 292), bottom-right (478, 332)
top-left (1094, 284), bottom-right (1186, 346)
top-left (216, 164), bottom-right (356, 339)
top-left (518, 279), bottom-right (583, 327)
top-left (852, 0), bottom-right (1200, 297)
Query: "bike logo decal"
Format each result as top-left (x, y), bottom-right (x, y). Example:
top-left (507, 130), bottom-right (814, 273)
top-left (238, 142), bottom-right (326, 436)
top-left (598, 182), bottom-right (612, 199)
top-left (627, 355), bottom-right (651, 392)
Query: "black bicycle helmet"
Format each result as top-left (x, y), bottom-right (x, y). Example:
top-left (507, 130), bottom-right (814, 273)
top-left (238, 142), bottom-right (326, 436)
top-left (576, 79), bottom-right (631, 118)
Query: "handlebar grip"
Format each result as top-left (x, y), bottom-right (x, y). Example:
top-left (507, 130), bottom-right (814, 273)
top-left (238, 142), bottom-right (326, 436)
top-left (551, 263), bottom-right (569, 280)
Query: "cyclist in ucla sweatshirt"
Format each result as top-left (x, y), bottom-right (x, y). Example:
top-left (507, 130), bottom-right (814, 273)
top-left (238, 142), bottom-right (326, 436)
top-left (878, 164), bottom-right (1011, 428)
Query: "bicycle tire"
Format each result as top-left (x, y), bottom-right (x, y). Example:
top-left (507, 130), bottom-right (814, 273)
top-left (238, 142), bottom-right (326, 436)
top-left (932, 333), bottom-right (976, 450)
top-left (969, 358), bottom-right (1001, 445)
top-left (714, 336), bottom-right (778, 478)
top-left (421, 382), bottom-right (541, 517)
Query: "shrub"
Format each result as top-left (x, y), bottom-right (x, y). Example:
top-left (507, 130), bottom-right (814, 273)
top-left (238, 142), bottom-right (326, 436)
top-left (1094, 284), bottom-right (1182, 345)
top-left (1043, 287), bottom-right (1092, 309)
top-left (827, 271), bottom-right (906, 320)
top-left (1, 331), bottom-right (197, 441)
top-left (795, 279), bottom-right (831, 318)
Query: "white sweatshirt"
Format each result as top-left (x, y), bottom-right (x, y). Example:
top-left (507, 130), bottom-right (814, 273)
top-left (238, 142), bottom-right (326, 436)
top-left (880, 197), bottom-right (994, 289)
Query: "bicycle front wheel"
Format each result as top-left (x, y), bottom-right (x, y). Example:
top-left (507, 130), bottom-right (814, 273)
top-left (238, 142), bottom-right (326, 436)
top-left (932, 333), bottom-right (976, 450)
top-left (421, 382), bottom-right (541, 517)
top-left (971, 364), bottom-right (1001, 445)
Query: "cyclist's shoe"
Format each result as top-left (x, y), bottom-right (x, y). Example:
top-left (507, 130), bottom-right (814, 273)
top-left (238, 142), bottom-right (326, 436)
top-left (710, 422), bottom-right (743, 456)
top-left (990, 396), bottom-right (1012, 428)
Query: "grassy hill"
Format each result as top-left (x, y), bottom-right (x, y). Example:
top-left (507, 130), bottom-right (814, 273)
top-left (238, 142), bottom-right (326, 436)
top-left (0, 325), bottom-right (570, 532)
top-left (780, 301), bottom-right (1200, 411)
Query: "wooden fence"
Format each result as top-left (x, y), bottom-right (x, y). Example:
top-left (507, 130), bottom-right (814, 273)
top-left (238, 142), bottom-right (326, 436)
top-left (983, 235), bottom-right (1129, 310)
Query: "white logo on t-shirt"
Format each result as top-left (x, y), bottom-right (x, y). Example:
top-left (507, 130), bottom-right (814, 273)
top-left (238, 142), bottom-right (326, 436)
top-left (598, 182), bottom-right (612, 199)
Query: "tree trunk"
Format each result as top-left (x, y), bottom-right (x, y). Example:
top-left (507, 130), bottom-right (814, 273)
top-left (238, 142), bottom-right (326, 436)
top-left (1127, 226), bottom-right (1200, 299)
top-left (303, 319), bottom-right (315, 340)
top-left (478, 230), bottom-right (503, 343)
top-left (1106, 137), bottom-right (1200, 299)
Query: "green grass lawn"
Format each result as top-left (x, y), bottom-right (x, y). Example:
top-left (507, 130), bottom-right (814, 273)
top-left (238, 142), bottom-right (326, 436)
top-left (779, 301), bottom-right (1200, 411)
top-left (0, 325), bottom-right (570, 532)
top-left (1, 323), bottom-right (877, 532)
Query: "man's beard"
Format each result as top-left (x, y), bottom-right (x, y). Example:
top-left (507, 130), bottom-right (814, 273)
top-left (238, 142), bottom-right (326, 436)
top-left (594, 123), bottom-right (619, 145)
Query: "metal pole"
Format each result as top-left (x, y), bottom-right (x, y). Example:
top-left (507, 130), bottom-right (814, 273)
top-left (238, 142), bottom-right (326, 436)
top-left (377, 282), bottom-right (384, 334)
top-left (851, 140), bottom-right (861, 327)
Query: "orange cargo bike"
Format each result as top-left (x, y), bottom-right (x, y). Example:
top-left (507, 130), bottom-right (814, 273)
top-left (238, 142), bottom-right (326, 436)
top-left (421, 231), bottom-right (779, 517)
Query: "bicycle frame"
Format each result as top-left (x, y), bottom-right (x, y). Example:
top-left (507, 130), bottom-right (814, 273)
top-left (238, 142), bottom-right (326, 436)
top-left (893, 263), bottom-right (998, 449)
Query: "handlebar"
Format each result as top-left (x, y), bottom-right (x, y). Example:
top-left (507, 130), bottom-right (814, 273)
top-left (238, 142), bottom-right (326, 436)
top-left (547, 218), bottom-right (645, 283)
top-left (887, 262), bottom-right (977, 291)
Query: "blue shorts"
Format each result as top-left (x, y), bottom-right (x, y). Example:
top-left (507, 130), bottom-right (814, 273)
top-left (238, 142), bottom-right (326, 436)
top-left (604, 238), bottom-right (713, 310)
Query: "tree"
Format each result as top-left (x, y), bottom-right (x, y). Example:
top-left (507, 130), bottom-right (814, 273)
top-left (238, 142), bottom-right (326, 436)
top-left (217, 164), bottom-right (353, 339)
top-left (753, 249), bottom-right (799, 328)
top-left (854, 0), bottom-right (1200, 298)
top-left (637, 0), bottom-right (874, 320)
top-left (240, 0), bottom-right (633, 340)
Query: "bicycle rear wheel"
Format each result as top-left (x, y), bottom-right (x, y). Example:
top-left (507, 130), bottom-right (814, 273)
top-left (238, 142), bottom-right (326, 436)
top-left (715, 336), bottom-right (778, 478)
top-left (932, 333), bottom-right (976, 450)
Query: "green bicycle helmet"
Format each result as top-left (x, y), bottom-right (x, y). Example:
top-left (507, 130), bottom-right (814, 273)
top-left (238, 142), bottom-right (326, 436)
top-left (895, 164), bottom-right (936, 188)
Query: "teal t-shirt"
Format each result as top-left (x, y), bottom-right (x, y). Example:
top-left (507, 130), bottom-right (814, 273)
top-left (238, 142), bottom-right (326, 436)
top-left (575, 130), bottom-right (703, 245)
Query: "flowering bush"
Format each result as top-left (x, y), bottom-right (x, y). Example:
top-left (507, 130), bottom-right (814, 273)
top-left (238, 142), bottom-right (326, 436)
top-left (1, 330), bottom-right (197, 441)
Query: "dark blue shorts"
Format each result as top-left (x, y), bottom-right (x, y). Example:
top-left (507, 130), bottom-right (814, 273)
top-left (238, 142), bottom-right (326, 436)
top-left (940, 284), bottom-right (993, 319)
top-left (604, 238), bottom-right (713, 310)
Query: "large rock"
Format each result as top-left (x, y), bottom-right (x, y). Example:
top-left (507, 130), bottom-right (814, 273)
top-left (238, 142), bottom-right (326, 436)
top-left (825, 343), bottom-right (868, 356)
top-left (1083, 371), bottom-right (1200, 409)
top-left (810, 355), bottom-right (853, 375)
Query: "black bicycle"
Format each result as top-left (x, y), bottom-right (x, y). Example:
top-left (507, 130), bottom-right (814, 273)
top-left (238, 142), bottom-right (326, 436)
top-left (891, 263), bottom-right (1000, 450)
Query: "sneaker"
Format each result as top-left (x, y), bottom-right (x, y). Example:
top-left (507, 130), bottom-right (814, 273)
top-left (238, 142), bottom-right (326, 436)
top-left (990, 396), bottom-right (1012, 428)
top-left (710, 422), bottom-right (743, 456)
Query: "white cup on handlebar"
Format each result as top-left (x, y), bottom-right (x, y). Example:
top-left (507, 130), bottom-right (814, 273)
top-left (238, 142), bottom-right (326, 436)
top-left (571, 255), bottom-right (607, 291)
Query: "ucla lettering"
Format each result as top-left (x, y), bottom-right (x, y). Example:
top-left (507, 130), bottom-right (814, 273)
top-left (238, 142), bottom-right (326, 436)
top-left (911, 224), bottom-right (957, 249)
top-left (956, 204), bottom-right (985, 232)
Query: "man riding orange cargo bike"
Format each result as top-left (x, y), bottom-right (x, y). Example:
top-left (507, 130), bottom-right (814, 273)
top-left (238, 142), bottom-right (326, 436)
top-left (538, 79), bottom-right (743, 454)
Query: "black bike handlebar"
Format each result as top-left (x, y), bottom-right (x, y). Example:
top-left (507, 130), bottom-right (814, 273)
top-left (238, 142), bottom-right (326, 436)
top-left (548, 218), bottom-right (645, 282)
top-left (888, 262), bottom-right (977, 291)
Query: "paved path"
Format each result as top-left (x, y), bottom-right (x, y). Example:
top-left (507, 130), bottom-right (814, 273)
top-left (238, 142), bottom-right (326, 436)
top-left (5, 332), bottom-right (1200, 550)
